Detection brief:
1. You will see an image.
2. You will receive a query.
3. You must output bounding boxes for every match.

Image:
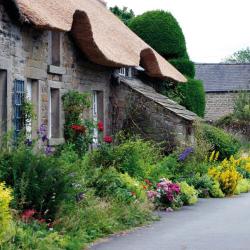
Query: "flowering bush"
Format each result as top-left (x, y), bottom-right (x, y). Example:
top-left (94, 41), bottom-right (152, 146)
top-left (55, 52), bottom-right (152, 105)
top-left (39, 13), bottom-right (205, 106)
top-left (147, 179), bottom-right (182, 210)
top-left (208, 156), bottom-right (242, 195)
top-left (0, 182), bottom-right (13, 244)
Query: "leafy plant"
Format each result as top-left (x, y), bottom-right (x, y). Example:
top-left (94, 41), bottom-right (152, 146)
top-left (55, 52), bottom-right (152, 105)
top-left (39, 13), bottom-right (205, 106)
top-left (234, 91), bottom-right (250, 121)
top-left (179, 182), bottom-right (198, 205)
top-left (234, 179), bottom-right (250, 195)
top-left (0, 182), bottom-right (14, 244)
top-left (169, 58), bottom-right (195, 78)
top-left (201, 123), bottom-right (240, 159)
top-left (62, 90), bottom-right (92, 156)
top-left (110, 5), bottom-right (135, 25)
top-left (0, 145), bottom-right (68, 219)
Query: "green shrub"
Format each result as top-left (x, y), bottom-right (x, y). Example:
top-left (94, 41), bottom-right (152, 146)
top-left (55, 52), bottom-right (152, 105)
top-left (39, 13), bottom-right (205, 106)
top-left (234, 179), bottom-right (250, 195)
top-left (129, 10), bottom-right (187, 59)
top-left (88, 139), bottom-right (161, 180)
top-left (169, 58), bottom-right (195, 78)
top-left (234, 91), bottom-right (250, 121)
top-left (55, 192), bottom-right (154, 246)
top-left (94, 168), bottom-right (146, 203)
top-left (0, 182), bottom-right (14, 244)
top-left (0, 146), bottom-right (67, 219)
top-left (177, 78), bottom-right (205, 117)
top-left (209, 180), bottom-right (225, 198)
top-left (187, 174), bottom-right (214, 198)
top-left (179, 182), bottom-right (198, 205)
top-left (2, 221), bottom-right (79, 250)
top-left (201, 124), bottom-right (240, 159)
top-left (148, 155), bottom-right (179, 182)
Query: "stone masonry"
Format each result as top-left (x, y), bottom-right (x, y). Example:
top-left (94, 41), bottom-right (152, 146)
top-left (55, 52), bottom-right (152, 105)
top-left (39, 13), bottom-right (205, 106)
top-left (0, 3), bottom-right (112, 144)
top-left (205, 92), bottom-right (238, 121)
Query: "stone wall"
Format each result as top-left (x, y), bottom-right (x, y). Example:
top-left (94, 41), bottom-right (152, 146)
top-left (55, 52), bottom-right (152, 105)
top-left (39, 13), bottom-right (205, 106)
top-left (205, 92), bottom-right (238, 121)
top-left (0, 3), bottom-right (112, 144)
top-left (111, 82), bottom-right (194, 152)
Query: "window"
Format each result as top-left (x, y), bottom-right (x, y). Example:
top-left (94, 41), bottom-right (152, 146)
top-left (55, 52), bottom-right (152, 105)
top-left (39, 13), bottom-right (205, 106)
top-left (26, 79), bottom-right (39, 138)
top-left (13, 80), bottom-right (25, 138)
top-left (119, 67), bottom-right (132, 77)
top-left (51, 32), bottom-right (61, 66)
top-left (0, 70), bottom-right (7, 137)
top-left (49, 88), bottom-right (60, 139)
top-left (92, 91), bottom-right (104, 144)
top-left (119, 68), bottom-right (126, 76)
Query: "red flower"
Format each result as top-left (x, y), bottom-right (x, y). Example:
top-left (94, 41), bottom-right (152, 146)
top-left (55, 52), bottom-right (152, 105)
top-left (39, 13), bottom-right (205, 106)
top-left (71, 124), bottom-right (86, 134)
top-left (143, 185), bottom-right (148, 190)
top-left (21, 209), bottom-right (37, 220)
top-left (97, 121), bottom-right (104, 132)
top-left (104, 135), bottom-right (112, 143)
top-left (145, 179), bottom-right (152, 186)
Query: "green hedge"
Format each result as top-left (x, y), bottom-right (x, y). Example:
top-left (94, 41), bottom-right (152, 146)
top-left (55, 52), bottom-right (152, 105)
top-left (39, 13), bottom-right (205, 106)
top-left (202, 124), bottom-right (240, 160)
top-left (177, 78), bottom-right (205, 117)
top-left (129, 10), bottom-right (187, 59)
top-left (169, 58), bottom-right (195, 78)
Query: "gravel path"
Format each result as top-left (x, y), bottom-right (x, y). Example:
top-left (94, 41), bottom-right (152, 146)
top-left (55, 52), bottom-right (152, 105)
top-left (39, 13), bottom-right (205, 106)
top-left (90, 193), bottom-right (250, 250)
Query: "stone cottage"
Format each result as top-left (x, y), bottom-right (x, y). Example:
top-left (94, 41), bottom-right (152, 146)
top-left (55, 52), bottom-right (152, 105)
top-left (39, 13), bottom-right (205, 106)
top-left (195, 63), bottom-right (250, 121)
top-left (0, 0), bottom-right (197, 149)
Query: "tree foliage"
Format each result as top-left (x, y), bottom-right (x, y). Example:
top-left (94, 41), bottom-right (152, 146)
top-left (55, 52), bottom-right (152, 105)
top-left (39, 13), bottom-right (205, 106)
top-left (224, 47), bottom-right (250, 63)
top-left (110, 6), bottom-right (135, 25)
top-left (128, 10), bottom-right (187, 59)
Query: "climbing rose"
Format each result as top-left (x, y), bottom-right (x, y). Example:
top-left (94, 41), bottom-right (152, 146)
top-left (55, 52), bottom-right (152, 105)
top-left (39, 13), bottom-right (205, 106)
top-left (71, 124), bottom-right (86, 134)
top-left (104, 135), bottom-right (112, 143)
top-left (97, 121), bottom-right (104, 132)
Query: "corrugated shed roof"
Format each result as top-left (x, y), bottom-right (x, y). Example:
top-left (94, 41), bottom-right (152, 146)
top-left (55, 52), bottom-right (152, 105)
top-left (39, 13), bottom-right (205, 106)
top-left (195, 63), bottom-right (250, 92)
top-left (120, 77), bottom-right (198, 121)
top-left (9, 0), bottom-right (186, 82)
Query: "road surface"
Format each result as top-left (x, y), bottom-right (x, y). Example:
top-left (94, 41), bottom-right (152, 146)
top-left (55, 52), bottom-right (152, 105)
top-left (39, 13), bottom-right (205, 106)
top-left (90, 193), bottom-right (250, 250)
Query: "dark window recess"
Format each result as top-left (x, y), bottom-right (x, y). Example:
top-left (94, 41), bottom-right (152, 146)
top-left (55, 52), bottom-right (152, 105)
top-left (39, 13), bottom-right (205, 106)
top-left (97, 91), bottom-right (104, 123)
top-left (13, 80), bottom-right (25, 138)
top-left (0, 70), bottom-right (7, 136)
top-left (51, 32), bottom-right (61, 66)
top-left (50, 88), bottom-right (60, 138)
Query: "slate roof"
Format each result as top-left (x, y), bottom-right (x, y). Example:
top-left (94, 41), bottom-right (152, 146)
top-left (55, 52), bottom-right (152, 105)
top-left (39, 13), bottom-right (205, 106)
top-left (195, 64), bottom-right (250, 92)
top-left (120, 77), bottom-right (198, 121)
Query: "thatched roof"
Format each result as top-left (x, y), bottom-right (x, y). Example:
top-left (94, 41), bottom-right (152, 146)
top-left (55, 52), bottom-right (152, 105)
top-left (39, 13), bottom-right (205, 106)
top-left (11, 0), bottom-right (186, 82)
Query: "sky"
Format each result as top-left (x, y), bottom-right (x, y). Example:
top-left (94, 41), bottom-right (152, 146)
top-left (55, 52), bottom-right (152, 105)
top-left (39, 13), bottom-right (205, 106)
top-left (106, 0), bottom-right (250, 63)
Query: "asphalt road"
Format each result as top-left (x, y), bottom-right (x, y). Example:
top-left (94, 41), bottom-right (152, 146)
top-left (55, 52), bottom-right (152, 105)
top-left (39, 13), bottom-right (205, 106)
top-left (90, 193), bottom-right (250, 250)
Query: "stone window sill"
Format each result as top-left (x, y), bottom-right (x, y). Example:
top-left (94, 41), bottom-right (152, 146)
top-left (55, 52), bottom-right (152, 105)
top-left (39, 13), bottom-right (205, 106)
top-left (49, 138), bottom-right (65, 146)
top-left (48, 65), bottom-right (66, 75)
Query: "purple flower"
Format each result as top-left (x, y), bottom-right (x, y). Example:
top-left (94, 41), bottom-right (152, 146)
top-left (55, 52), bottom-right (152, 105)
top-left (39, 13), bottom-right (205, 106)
top-left (42, 135), bottom-right (48, 142)
top-left (178, 147), bottom-right (194, 162)
top-left (45, 145), bottom-right (52, 155)
top-left (25, 139), bottom-right (32, 147)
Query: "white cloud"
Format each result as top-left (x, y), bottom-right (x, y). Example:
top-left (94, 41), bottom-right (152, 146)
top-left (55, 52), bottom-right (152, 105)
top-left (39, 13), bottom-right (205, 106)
top-left (107, 0), bottom-right (250, 62)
